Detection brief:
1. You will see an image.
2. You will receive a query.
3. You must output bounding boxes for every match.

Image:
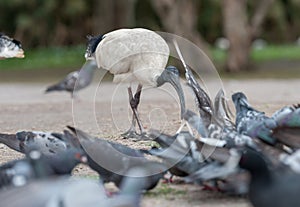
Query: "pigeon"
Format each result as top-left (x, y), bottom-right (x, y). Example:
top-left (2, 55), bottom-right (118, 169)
top-left (232, 92), bottom-right (300, 150)
top-left (45, 59), bottom-right (97, 98)
top-left (0, 129), bottom-right (78, 156)
top-left (0, 148), bottom-right (87, 189)
top-left (0, 165), bottom-right (151, 207)
top-left (146, 130), bottom-right (206, 180)
top-left (213, 89), bottom-right (235, 129)
top-left (184, 148), bottom-right (241, 184)
top-left (183, 109), bottom-right (258, 149)
top-left (270, 105), bottom-right (300, 150)
top-left (279, 149), bottom-right (300, 173)
top-left (232, 92), bottom-right (277, 144)
top-left (0, 33), bottom-right (24, 59)
top-left (0, 177), bottom-right (106, 207)
top-left (67, 126), bottom-right (167, 190)
top-left (239, 147), bottom-right (300, 207)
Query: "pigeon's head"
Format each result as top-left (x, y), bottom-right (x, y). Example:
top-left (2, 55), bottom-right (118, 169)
top-left (232, 92), bottom-right (251, 109)
top-left (84, 34), bottom-right (103, 60)
top-left (73, 150), bottom-right (88, 164)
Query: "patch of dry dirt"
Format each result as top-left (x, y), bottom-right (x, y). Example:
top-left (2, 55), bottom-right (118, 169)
top-left (0, 79), bottom-right (299, 206)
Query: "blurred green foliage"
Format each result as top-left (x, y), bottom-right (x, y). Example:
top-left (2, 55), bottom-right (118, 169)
top-left (0, 44), bottom-right (299, 71)
top-left (1, 0), bottom-right (300, 48)
top-left (0, 45), bottom-right (85, 70)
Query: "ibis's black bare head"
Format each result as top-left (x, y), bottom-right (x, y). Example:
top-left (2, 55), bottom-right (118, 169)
top-left (157, 66), bottom-right (186, 119)
top-left (85, 34), bottom-right (103, 60)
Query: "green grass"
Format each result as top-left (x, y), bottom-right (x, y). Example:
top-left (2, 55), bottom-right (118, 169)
top-left (0, 45), bottom-right (86, 70)
top-left (252, 45), bottom-right (300, 62)
top-left (212, 44), bottom-right (300, 63)
top-left (145, 185), bottom-right (186, 197)
top-left (0, 44), bottom-right (299, 71)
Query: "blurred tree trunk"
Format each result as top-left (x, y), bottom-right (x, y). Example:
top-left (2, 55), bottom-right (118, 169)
top-left (92, 0), bottom-right (136, 35)
top-left (150, 0), bottom-right (210, 55)
top-left (222, 0), bottom-right (274, 72)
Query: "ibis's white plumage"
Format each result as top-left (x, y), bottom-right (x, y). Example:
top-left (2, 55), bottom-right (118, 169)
top-left (95, 28), bottom-right (170, 86)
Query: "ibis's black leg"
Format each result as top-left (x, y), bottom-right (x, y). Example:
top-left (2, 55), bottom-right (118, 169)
top-left (121, 84), bottom-right (148, 139)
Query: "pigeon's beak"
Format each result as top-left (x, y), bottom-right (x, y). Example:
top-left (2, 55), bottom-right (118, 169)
top-left (15, 49), bottom-right (25, 58)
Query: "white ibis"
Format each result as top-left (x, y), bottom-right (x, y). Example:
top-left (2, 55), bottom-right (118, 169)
top-left (0, 33), bottom-right (24, 59)
top-left (84, 28), bottom-right (186, 138)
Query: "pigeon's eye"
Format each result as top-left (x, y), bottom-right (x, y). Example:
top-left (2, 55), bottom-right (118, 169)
top-left (75, 152), bottom-right (82, 159)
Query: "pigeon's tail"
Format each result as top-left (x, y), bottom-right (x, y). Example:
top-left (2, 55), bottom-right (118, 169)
top-left (0, 133), bottom-right (21, 152)
top-left (45, 84), bottom-right (64, 93)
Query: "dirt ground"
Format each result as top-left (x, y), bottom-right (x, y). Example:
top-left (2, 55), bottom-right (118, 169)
top-left (0, 78), bottom-right (300, 207)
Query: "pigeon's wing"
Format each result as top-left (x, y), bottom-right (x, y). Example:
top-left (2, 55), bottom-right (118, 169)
top-left (46, 178), bottom-right (107, 207)
top-left (148, 129), bottom-right (195, 153)
top-left (213, 89), bottom-right (235, 129)
top-left (272, 105), bottom-right (300, 126)
top-left (75, 59), bottom-right (98, 89)
top-left (45, 71), bottom-right (79, 93)
top-left (148, 129), bottom-right (176, 148)
top-left (67, 126), bottom-right (147, 175)
top-left (218, 171), bottom-right (249, 195)
top-left (147, 147), bottom-right (204, 175)
top-left (51, 130), bottom-right (81, 149)
top-left (0, 133), bottom-right (21, 152)
top-left (0, 177), bottom-right (107, 207)
top-left (185, 149), bottom-right (240, 182)
top-left (16, 131), bottom-right (68, 155)
top-left (63, 71), bottom-right (79, 91)
top-left (254, 139), bottom-right (283, 166)
top-left (183, 110), bottom-right (208, 137)
top-left (272, 126), bottom-right (300, 149)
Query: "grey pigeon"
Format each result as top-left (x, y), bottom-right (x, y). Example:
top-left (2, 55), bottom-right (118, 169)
top-left (0, 33), bottom-right (24, 59)
top-left (0, 165), bottom-right (151, 207)
top-left (279, 149), bottom-right (300, 173)
top-left (213, 89), bottom-right (235, 129)
top-left (67, 126), bottom-right (167, 190)
top-left (0, 177), bottom-right (105, 207)
top-left (146, 130), bottom-right (206, 179)
top-left (184, 148), bottom-right (241, 184)
top-left (232, 92), bottom-right (300, 150)
top-left (45, 59), bottom-right (97, 98)
top-left (239, 147), bottom-right (300, 207)
top-left (232, 92), bottom-right (277, 144)
top-left (0, 130), bottom-right (78, 156)
top-left (0, 149), bottom-right (87, 189)
top-left (183, 109), bottom-right (257, 149)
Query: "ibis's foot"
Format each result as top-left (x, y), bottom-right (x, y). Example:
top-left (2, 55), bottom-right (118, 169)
top-left (121, 129), bottom-right (141, 139)
top-left (121, 130), bottom-right (151, 141)
top-left (138, 132), bottom-right (151, 140)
